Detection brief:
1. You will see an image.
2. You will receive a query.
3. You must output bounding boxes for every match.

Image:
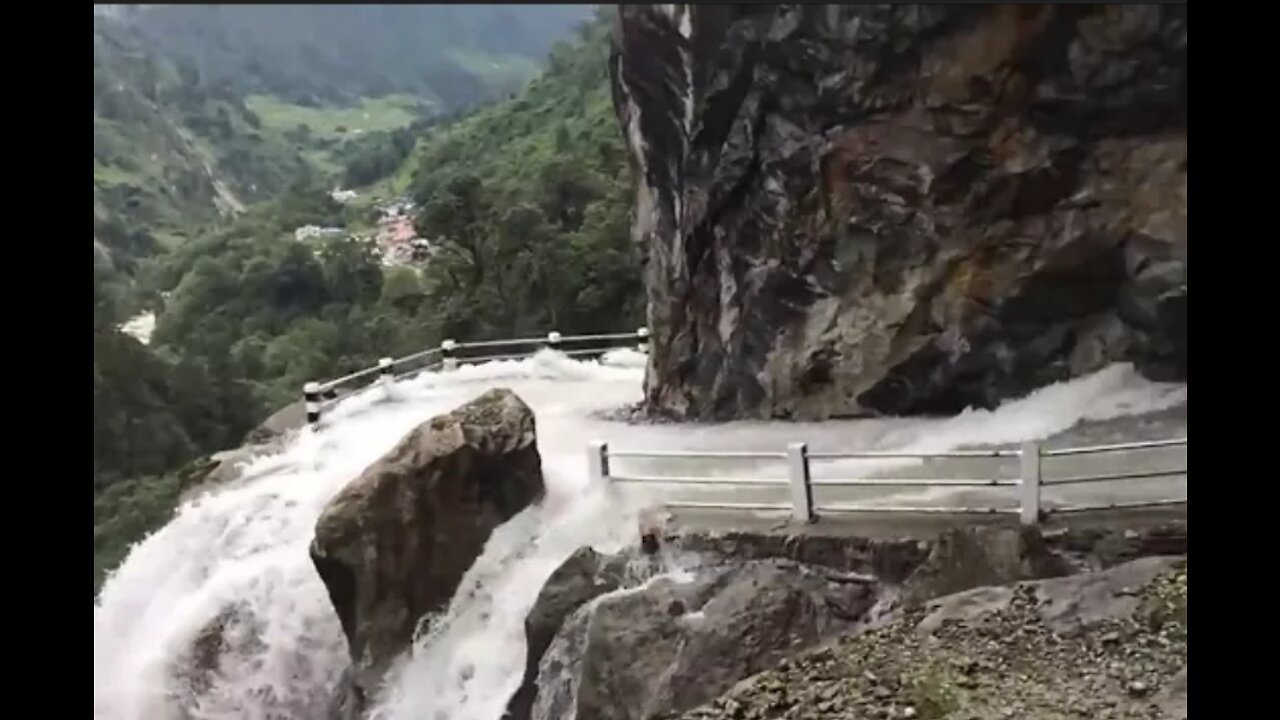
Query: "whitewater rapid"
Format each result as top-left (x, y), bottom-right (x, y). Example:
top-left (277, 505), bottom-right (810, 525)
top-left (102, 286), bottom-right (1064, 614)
top-left (93, 350), bottom-right (1186, 720)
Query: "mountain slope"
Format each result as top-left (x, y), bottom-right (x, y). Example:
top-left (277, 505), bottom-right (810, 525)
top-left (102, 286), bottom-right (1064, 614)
top-left (92, 4), bottom-right (592, 241)
top-left (103, 4), bottom-right (592, 109)
top-left (398, 7), bottom-right (643, 340)
top-left (91, 6), bottom-right (632, 593)
top-left (93, 17), bottom-right (309, 238)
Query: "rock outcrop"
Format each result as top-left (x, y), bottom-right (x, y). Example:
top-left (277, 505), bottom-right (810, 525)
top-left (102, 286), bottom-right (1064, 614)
top-left (611, 4), bottom-right (1187, 419)
top-left (505, 547), bottom-right (633, 720)
top-left (518, 522), bottom-right (1186, 720)
top-left (671, 557), bottom-right (1188, 720)
top-left (897, 525), bottom-right (1075, 605)
top-left (532, 558), bottom-right (880, 720)
top-left (309, 388), bottom-right (545, 703)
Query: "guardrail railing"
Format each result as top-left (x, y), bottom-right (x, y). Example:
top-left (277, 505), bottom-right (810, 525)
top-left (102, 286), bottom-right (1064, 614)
top-left (303, 327), bottom-right (649, 426)
top-left (589, 436), bottom-right (1187, 526)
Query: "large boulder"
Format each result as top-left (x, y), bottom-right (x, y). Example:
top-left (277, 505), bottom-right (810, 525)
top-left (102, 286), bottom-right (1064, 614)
top-left (533, 558), bottom-right (879, 720)
top-left (309, 388), bottom-right (545, 703)
top-left (611, 4), bottom-right (1187, 419)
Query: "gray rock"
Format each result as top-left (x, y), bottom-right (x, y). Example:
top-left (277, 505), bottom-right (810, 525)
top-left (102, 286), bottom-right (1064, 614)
top-left (244, 399), bottom-right (309, 444)
top-left (912, 555), bottom-right (1181, 637)
top-left (610, 4), bottom-right (1187, 419)
top-left (506, 547), bottom-right (628, 720)
top-left (1031, 555), bottom-right (1181, 634)
top-left (900, 526), bottom-right (1073, 607)
top-left (309, 388), bottom-right (545, 704)
top-left (1153, 666), bottom-right (1187, 719)
top-left (176, 440), bottom-right (288, 504)
top-left (916, 585), bottom-right (1016, 635)
top-left (538, 559), bottom-right (878, 720)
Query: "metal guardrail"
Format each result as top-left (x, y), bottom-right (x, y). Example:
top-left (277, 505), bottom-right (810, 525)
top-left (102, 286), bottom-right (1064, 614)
top-left (303, 327), bottom-right (649, 426)
top-left (590, 437), bottom-right (1187, 527)
top-left (298, 325), bottom-right (1185, 528)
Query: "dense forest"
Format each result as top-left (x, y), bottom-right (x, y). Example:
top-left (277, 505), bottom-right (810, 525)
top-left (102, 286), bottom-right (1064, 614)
top-left (92, 4), bottom-right (587, 239)
top-left (104, 5), bottom-right (589, 107)
top-left (93, 7), bottom-right (639, 591)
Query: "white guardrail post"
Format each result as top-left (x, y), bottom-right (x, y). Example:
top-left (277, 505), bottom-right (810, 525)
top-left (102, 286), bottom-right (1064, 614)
top-left (546, 331), bottom-right (562, 351)
top-left (787, 442), bottom-right (815, 523)
top-left (588, 440), bottom-right (610, 484)
top-left (441, 339), bottom-right (457, 371)
top-left (304, 382), bottom-right (321, 427)
top-left (1019, 440), bottom-right (1043, 525)
top-left (636, 326), bottom-right (649, 353)
top-left (379, 357), bottom-right (393, 394)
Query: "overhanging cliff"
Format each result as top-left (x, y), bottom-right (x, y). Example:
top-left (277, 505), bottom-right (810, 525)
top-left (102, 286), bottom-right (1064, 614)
top-left (610, 4), bottom-right (1186, 420)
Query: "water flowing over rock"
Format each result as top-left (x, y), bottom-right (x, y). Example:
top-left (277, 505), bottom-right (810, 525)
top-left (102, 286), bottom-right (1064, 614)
top-left (533, 558), bottom-right (880, 720)
top-left (521, 523), bottom-right (1186, 720)
top-left (505, 547), bottom-right (630, 720)
top-left (610, 4), bottom-right (1187, 419)
top-left (309, 388), bottom-right (546, 705)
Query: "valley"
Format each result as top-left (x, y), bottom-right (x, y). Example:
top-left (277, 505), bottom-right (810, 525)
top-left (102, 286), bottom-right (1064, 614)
top-left (92, 3), bottom-right (622, 589)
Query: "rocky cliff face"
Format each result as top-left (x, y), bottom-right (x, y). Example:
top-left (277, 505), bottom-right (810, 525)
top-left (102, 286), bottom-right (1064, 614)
top-left (611, 4), bottom-right (1187, 420)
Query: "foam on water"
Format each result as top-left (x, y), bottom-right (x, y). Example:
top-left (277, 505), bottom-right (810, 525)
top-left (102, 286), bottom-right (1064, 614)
top-left (94, 350), bottom-right (648, 720)
top-left (93, 351), bottom-right (1185, 720)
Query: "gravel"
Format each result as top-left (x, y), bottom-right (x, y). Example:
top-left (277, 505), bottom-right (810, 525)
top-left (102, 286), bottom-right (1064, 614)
top-left (664, 562), bottom-right (1188, 720)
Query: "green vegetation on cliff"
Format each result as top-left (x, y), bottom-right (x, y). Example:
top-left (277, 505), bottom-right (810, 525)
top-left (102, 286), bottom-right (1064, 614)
top-left (404, 8), bottom-right (641, 339)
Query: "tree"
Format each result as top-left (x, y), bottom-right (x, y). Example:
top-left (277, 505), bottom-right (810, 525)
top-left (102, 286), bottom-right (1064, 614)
top-left (380, 266), bottom-right (425, 311)
top-left (417, 174), bottom-right (493, 287)
top-left (264, 242), bottom-right (328, 317)
top-left (537, 157), bottom-right (603, 232)
top-left (320, 237), bottom-right (383, 308)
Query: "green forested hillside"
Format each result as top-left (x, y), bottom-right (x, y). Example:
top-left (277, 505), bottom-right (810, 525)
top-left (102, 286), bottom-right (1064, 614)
top-left (405, 10), bottom-right (642, 340)
top-left (93, 16), bottom-right (306, 240)
top-left (141, 7), bottom-right (637, 419)
top-left (102, 4), bottom-right (590, 108)
top-left (92, 4), bottom-right (589, 239)
top-left (93, 7), bottom-right (638, 592)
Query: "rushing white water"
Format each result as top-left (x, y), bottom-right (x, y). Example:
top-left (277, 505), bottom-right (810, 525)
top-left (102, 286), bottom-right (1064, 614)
top-left (93, 350), bottom-right (1186, 720)
top-left (119, 311), bottom-right (156, 345)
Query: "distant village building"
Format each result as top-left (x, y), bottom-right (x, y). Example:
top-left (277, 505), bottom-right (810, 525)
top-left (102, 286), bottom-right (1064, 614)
top-left (330, 188), bottom-right (359, 204)
top-left (409, 238), bottom-right (433, 263)
top-left (378, 198), bottom-right (417, 221)
top-left (373, 198), bottom-right (424, 266)
top-left (294, 225), bottom-right (346, 242)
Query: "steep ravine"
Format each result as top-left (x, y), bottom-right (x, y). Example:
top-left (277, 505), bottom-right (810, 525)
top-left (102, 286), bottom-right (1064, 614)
top-left (611, 4), bottom-right (1187, 420)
